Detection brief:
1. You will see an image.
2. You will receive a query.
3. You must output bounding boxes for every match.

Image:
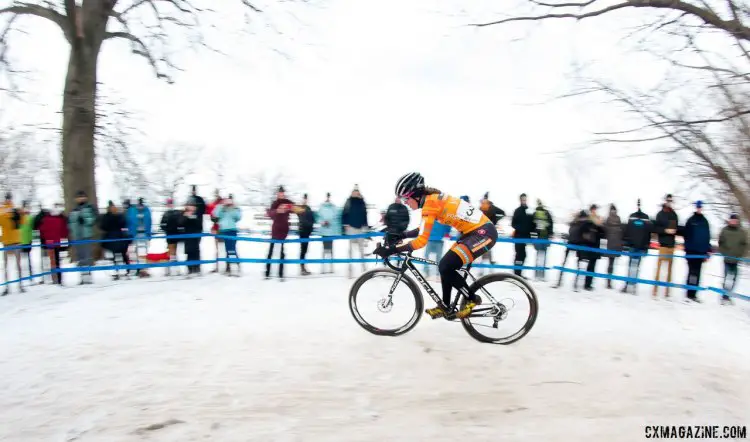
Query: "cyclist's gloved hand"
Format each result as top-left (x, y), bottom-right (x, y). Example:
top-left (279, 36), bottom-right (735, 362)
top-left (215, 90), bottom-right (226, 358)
top-left (373, 244), bottom-right (397, 258)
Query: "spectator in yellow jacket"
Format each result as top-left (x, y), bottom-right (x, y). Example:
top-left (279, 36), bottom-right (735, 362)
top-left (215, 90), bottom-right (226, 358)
top-left (0, 192), bottom-right (24, 295)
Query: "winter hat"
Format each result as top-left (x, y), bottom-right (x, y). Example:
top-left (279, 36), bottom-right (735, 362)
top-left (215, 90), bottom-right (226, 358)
top-left (326, 192), bottom-right (331, 198)
top-left (729, 213), bottom-right (739, 220)
top-left (695, 200), bottom-right (704, 209)
top-left (166, 198), bottom-right (174, 205)
top-left (138, 197), bottom-right (145, 205)
top-left (107, 200), bottom-right (114, 208)
top-left (278, 185), bottom-right (285, 193)
top-left (3, 192), bottom-right (11, 201)
top-left (609, 204), bottom-right (617, 212)
top-left (590, 204), bottom-right (599, 211)
top-left (578, 210), bottom-right (588, 218)
top-left (483, 192), bottom-right (489, 200)
top-left (520, 193), bottom-right (527, 199)
top-left (76, 190), bottom-right (86, 198)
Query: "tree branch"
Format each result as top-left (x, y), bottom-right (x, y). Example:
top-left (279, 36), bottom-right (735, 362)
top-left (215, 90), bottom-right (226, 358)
top-left (0, 1), bottom-right (72, 42)
top-left (473, 0), bottom-right (750, 43)
top-left (105, 31), bottom-right (172, 83)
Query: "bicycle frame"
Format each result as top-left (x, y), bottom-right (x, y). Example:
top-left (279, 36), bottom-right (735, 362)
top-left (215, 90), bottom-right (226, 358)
top-left (382, 251), bottom-right (480, 312)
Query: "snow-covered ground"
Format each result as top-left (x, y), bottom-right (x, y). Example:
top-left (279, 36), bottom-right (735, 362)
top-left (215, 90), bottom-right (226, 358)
top-left (1, 240), bottom-right (749, 441)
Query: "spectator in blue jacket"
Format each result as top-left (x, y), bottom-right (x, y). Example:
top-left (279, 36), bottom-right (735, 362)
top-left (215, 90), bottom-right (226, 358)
top-left (316, 193), bottom-right (341, 274)
top-left (342, 185), bottom-right (369, 278)
top-left (127, 198), bottom-right (152, 274)
top-left (680, 200), bottom-right (711, 303)
top-left (215, 194), bottom-right (242, 275)
top-left (425, 221), bottom-right (451, 278)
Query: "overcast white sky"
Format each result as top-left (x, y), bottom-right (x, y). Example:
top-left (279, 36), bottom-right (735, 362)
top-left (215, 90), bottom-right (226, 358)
top-left (2, 0), bottom-right (691, 219)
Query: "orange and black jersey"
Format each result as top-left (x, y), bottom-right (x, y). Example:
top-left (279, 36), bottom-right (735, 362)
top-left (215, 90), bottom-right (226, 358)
top-left (403, 193), bottom-right (491, 252)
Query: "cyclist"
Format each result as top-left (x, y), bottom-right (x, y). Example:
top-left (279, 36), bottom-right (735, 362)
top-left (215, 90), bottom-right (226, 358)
top-left (373, 172), bottom-right (498, 319)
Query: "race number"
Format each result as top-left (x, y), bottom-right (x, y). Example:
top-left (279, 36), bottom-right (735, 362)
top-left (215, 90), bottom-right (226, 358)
top-left (456, 200), bottom-right (483, 223)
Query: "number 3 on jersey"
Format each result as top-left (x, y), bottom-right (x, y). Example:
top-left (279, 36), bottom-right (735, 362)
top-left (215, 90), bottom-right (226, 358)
top-left (456, 200), bottom-right (483, 223)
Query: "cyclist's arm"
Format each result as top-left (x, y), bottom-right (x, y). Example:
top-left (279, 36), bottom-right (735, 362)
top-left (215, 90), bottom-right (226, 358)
top-left (395, 216), bottom-right (435, 253)
top-left (404, 228), bottom-right (419, 238)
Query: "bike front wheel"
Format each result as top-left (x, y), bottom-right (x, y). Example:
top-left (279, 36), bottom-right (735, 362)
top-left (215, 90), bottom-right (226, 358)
top-left (349, 269), bottom-right (424, 336)
top-left (460, 273), bottom-right (539, 344)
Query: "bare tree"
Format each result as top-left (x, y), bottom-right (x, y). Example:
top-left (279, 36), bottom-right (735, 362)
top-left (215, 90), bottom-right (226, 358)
top-left (0, 128), bottom-right (58, 203)
top-left (473, 0), bottom-right (750, 221)
top-left (237, 169), bottom-right (306, 206)
top-left (0, 0), bottom-right (298, 213)
top-left (141, 142), bottom-right (201, 203)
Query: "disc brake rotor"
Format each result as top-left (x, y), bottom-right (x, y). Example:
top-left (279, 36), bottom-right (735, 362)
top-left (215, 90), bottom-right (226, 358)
top-left (377, 297), bottom-right (393, 313)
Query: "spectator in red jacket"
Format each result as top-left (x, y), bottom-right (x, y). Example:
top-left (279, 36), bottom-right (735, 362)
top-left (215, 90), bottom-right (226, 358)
top-left (265, 186), bottom-right (295, 280)
top-left (38, 203), bottom-right (69, 285)
top-left (206, 189), bottom-right (224, 273)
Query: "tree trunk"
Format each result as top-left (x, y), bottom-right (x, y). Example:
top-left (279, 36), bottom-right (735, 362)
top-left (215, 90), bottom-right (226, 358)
top-left (61, 43), bottom-right (99, 215)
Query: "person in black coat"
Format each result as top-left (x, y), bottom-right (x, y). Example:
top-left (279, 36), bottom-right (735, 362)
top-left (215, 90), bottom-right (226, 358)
top-left (384, 197), bottom-right (410, 242)
top-left (160, 198), bottom-right (183, 276)
top-left (554, 210), bottom-right (587, 288)
top-left (98, 201), bottom-right (131, 279)
top-left (479, 192), bottom-right (505, 272)
top-left (181, 199), bottom-right (203, 275)
top-left (190, 185), bottom-right (207, 227)
top-left (621, 199), bottom-right (652, 294)
top-left (297, 193), bottom-right (316, 276)
top-left (511, 193), bottom-right (534, 277)
top-left (577, 210), bottom-right (606, 291)
top-left (680, 201), bottom-right (711, 302)
top-left (652, 194), bottom-right (679, 298)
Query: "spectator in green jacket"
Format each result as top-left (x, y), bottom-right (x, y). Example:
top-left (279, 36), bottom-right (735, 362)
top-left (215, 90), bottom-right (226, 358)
top-left (67, 190), bottom-right (97, 284)
top-left (718, 213), bottom-right (748, 305)
top-left (20, 201), bottom-right (34, 283)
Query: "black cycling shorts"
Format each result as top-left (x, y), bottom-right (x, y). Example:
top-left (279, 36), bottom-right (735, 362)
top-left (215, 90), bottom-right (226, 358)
top-left (450, 222), bottom-right (498, 264)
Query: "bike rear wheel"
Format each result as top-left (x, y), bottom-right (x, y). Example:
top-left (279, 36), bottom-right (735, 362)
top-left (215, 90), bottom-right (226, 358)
top-left (460, 273), bottom-right (538, 344)
top-left (349, 269), bottom-right (424, 336)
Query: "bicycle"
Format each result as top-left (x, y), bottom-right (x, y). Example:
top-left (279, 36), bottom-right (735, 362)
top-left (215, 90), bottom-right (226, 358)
top-left (348, 242), bottom-right (539, 344)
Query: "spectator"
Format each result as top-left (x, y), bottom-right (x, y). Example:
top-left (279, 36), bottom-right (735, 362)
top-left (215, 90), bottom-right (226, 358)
top-left (68, 190), bottom-right (97, 284)
top-left (425, 220), bottom-right (451, 278)
top-left (680, 201), bottom-right (711, 303)
top-left (384, 196), bottom-right (410, 242)
top-left (532, 199), bottom-right (554, 280)
top-left (266, 186), bottom-right (294, 280)
top-left (296, 193), bottom-right (315, 276)
top-left (99, 200), bottom-right (131, 280)
top-left (0, 192), bottom-right (24, 295)
top-left (32, 203), bottom-right (50, 283)
top-left (181, 198), bottom-right (203, 276)
top-left (38, 203), bottom-right (68, 285)
top-left (511, 193), bottom-right (534, 278)
top-left (316, 192), bottom-right (341, 274)
top-left (578, 207), bottom-right (606, 291)
top-left (20, 200), bottom-right (34, 282)
top-left (652, 194), bottom-right (679, 298)
top-left (554, 210), bottom-right (586, 289)
top-left (190, 185), bottom-right (207, 220)
top-left (215, 194), bottom-right (242, 275)
top-left (206, 189), bottom-right (224, 273)
top-left (621, 199), bottom-right (652, 294)
top-left (127, 197), bottom-right (152, 277)
top-left (160, 198), bottom-right (183, 276)
top-left (479, 192), bottom-right (506, 274)
top-left (718, 213), bottom-right (748, 305)
top-left (342, 184), bottom-right (369, 279)
top-left (604, 204), bottom-right (624, 289)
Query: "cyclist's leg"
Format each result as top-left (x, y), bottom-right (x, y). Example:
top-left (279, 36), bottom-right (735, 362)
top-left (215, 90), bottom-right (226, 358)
top-left (441, 224), bottom-right (498, 305)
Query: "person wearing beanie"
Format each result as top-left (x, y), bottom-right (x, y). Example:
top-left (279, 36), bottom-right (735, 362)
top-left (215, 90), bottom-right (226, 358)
top-left (215, 193), bottom-right (242, 275)
top-left (718, 213), bottom-right (747, 304)
top-left (206, 189), bottom-right (225, 273)
top-left (296, 193), bottom-right (316, 276)
top-left (67, 189), bottom-right (97, 284)
top-left (341, 185), bottom-right (369, 279)
top-left (265, 186), bottom-right (295, 280)
top-left (160, 197), bottom-right (183, 275)
top-left (511, 193), bottom-right (534, 278)
top-left (316, 192), bottom-right (341, 274)
top-left (190, 185), bottom-right (207, 221)
top-left (0, 191), bottom-right (24, 295)
top-left (98, 200), bottom-right (131, 280)
top-left (603, 203), bottom-right (624, 289)
top-left (652, 193), bottom-right (679, 298)
top-left (531, 199), bottom-right (553, 280)
top-left (181, 198), bottom-right (203, 276)
top-left (621, 198), bottom-right (652, 294)
top-left (680, 200), bottom-right (711, 302)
